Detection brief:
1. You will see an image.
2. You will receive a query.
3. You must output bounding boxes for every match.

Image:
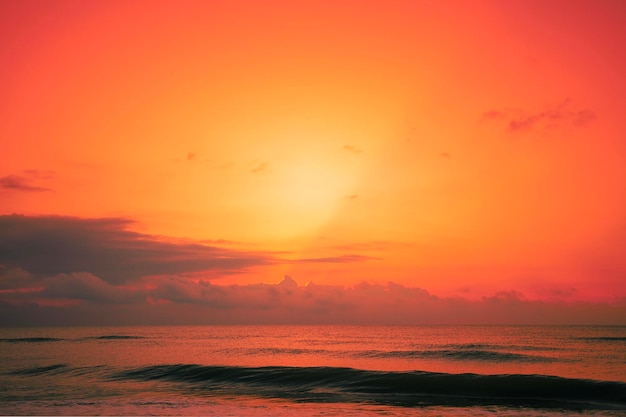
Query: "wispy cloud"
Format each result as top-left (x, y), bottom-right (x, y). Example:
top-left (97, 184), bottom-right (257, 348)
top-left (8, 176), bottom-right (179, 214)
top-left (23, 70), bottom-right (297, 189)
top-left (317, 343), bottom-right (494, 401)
top-left (250, 162), bottom-right (269, 174)
top-left (287, 254), bottom-right (381, 264)
top-left (22, 169), bottom-right (55, 179)
top-left (483, 99), bottom-right (596, 133)
top-left (324, 240), bottom-right (415, 253)
top-left (343, 145), bottom-right (362, 154)
top-left (0, 175), bottom-right (53, 192)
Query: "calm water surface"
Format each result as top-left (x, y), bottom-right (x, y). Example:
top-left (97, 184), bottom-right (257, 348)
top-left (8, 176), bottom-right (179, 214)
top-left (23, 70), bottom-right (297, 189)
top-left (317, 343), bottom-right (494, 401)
top-left (0, 325), bottom-right (625, 416)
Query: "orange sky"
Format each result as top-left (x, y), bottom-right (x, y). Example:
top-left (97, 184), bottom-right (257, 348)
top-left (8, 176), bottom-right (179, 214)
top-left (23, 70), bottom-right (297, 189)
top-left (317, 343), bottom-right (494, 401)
top-left (1, 0), bottom-right (626, 322)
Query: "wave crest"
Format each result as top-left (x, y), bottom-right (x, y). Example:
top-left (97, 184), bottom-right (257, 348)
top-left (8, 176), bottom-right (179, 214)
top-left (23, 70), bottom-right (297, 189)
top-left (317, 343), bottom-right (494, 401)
top-left (113, 364), bottom-right (626, 409)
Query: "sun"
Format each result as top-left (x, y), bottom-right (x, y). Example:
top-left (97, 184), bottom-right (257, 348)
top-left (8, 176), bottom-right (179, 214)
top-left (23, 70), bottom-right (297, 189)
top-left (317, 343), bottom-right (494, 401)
top-left (284, 159), bottom-right (349, 212)
top-left (253, 152), bottom-right (358, 240)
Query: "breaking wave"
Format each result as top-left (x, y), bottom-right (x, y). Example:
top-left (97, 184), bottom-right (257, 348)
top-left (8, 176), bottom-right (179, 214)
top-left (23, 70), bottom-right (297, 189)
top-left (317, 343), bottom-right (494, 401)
top-left (112, 364), bottom-right (626, 409)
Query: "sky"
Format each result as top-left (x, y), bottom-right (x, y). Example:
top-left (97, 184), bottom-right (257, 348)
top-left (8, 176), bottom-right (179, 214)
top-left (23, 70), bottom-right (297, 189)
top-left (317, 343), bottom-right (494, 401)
top-left (1, 0), bottom-right (625, 325)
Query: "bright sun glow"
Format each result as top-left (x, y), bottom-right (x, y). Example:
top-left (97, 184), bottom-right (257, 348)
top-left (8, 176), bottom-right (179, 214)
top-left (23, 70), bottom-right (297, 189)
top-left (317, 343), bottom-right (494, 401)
top-left (258, 154), bottom-right (356, 239)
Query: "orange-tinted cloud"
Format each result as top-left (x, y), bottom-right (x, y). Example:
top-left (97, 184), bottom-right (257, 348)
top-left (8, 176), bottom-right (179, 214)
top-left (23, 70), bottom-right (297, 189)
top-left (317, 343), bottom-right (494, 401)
top-left (484, 100), bottom-right (596, 133)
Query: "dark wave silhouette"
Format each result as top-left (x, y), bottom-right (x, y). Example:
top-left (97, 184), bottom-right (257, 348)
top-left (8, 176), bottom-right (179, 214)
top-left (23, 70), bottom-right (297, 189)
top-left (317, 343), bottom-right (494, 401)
top-left (231, 347), bottom-right (554, 362)
top-left (242, 347), bottom-right (335, 356)
top-left (89, 335), bottom-right (145, 340)
top-left (358, 349), bottom-right (555, 363)
top-left (8, 364), bottom-right (69, 376)
top-left (0, 335), bottom-right (145, 343)
top-left (442, 343), bottom-right (560, 352)
top-left (424, 349), bottom-right (555, 362)
top-left (0, 337), bottom-right (63, 343)
top-left (579, 337), bottom-right (626, 342)
top-left (113, 364), bottom-right (626, 409)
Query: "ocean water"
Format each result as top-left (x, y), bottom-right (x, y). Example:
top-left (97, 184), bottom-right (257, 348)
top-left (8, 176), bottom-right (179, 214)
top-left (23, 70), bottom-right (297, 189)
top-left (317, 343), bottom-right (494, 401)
top-left (0, 325), bottom-right (624, 416)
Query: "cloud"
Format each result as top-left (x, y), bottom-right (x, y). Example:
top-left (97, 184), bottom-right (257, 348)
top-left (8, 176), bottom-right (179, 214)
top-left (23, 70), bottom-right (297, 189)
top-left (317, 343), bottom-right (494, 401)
top-left (0, 215), bottom-right (274, 284)
top-left (483, 100), bottom-right (596, 133)
top-left (40, 272), bottom-right (144, 304)
top-left (482, 110), bottom-right (504, 120)
top-left (200, 239), bottom-right (244, 246)
top-left (324, 240), bottom-right (415, 253)
top-left (343, 145), bottom-right (362, 154)
top-left (0, 175), bottom-right (52, 192)
top-left (0, 266), bottom-right (36, 290)
top-left (250, 162), bottom-right (269, 174)
top-left (1, 216), bottom-right (624, 325)
top-left (483, 290), bottom-right (525, 303)
top-left (531, 286), bottom-right (577, 301)
top-left (1, 274), bottom-right (624, 326)
top-left (186, 152), bottom-right (196, 161)
top-left (21, 169), bottom-right (55, 179)
top-left (288, 254), bottom-right (381, 264)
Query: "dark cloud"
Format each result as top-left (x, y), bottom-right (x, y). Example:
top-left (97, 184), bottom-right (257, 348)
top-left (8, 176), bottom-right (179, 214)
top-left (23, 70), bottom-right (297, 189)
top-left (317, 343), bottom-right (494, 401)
top-left (532, 286), bottom-right (577, 301)
top-left (343, 145), bottom-right (362, 154)
top-left (40, 272), bottom-right (144, 304)
top-left (0, 266), bottom-right (35, 290)
top-left (484, 290), bottom-right (525, 303)
top-left (347, 194), bottom-right (358, 200)
top-left (0, 215), bottom-right (274, 284)
top-left (483, 100), bottom-right (596, 133)
top-left (1, 274), bottom-right (624, 326)
top-left (0, 175), bottom-right (52, 192)
top-left (1, 216), bottom-right (623, 325)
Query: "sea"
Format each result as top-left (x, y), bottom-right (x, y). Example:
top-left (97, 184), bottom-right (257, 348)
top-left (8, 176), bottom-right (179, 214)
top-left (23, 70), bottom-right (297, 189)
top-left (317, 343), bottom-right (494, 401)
top-left (0, 325), bottom-right (624, 416)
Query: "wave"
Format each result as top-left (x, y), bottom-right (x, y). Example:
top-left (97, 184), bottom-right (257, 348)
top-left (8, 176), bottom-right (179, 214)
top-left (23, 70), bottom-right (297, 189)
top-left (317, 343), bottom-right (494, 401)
top-left (442, 343), bottom-right (560, 352)
top-left (0, 337), bottom-right (63, 343)
top-left (358, 349), bottom-right (554, 363)
top-left (226, 347), bottom-right (554, 363)
top-left (579, 337), bottom-right (626, 342)
top-left (88, 335), bottom-right (145, 340)
top-left (244, 347), bottom-right (333, 356)
top-left (8, 364), bottom-right (70, 376)
top-left (113, 364), bottom-right (626, 409)
top-left (0, 335), bottom-right (144, 343)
